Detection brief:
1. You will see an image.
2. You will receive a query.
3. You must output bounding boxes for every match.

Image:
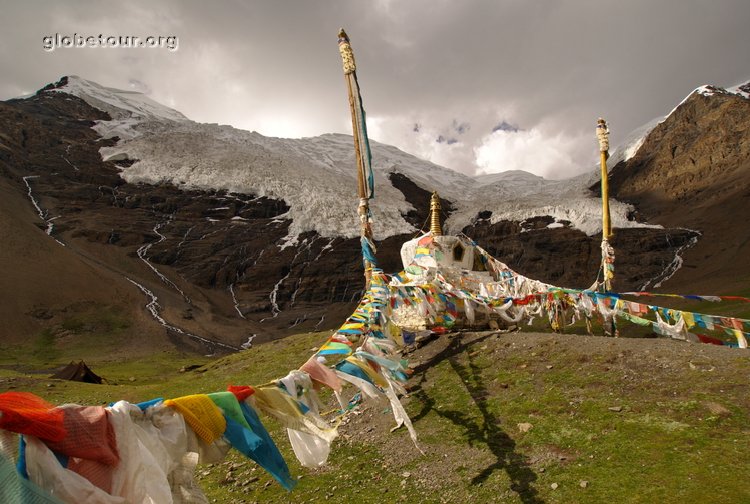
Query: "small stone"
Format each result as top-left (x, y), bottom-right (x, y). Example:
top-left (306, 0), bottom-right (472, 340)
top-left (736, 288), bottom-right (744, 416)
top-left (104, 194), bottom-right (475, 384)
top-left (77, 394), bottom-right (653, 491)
top-left (46, 383), bottom-right (55, 388)
top-left (128, 376), bottom-right (136, 382)
top-left (608, 406), bottom-right (623, 412)
top-left (580, 480), bottom-right (589, 488)
top-left (401, 472), bottom-right (411, 478)
top-left (705, 402), bottom-right (731, 417)
top-left (551, 483), bottom-right (559, 490)
top-left (517, 422), bottom-right (533, 433)
top-left (546, 365), bottom-right (553, 370)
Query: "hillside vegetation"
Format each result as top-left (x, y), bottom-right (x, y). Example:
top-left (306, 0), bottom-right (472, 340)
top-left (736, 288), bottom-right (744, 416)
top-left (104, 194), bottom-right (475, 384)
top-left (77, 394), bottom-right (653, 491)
top-left (2, 327), bottom-right (748, 503)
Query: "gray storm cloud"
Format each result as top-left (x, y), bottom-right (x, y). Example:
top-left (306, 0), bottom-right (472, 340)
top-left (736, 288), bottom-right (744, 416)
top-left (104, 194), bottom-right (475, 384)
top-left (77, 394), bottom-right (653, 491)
top-left (2, 0), bottom-right (749, 178)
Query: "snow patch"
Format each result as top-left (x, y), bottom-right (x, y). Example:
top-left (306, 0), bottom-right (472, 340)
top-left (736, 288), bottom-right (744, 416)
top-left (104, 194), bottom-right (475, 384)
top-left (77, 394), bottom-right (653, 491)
top-left (607, 116), bottom-right (663, 167)
top-left (639, 229), bottom-right (701, 290)
top-left (727, 79), bottom-right (750, 100)
top-left (49, 76), bottom-right (188, 122)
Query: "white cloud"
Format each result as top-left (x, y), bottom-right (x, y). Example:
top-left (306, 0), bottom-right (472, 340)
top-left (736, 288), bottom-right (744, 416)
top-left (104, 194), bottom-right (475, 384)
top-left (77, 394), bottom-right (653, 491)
top-left (475, 127), bottom-right (592, 180)
top-left (367, 112), bottom-right (596, 180)
top-left (3, 1), bottom-right (750, 180)
top-left (367, 114), bottom-right (478, 174)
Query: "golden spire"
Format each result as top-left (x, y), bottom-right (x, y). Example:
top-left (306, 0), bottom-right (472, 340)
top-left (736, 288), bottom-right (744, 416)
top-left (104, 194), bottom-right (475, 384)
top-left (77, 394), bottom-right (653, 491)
top-left (430, 191), bottom-right (442, 236)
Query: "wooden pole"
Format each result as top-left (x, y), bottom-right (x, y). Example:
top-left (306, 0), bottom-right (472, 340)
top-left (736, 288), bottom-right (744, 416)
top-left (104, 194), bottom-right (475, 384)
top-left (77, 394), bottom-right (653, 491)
top-left (344, 79), bottom-right (366, 200)
top-left (597, 118), bottom-right (617, 336)
top-left (598, 118), bottom-right (612, 241)
top-left (338, 29), bottom-right (374, 289)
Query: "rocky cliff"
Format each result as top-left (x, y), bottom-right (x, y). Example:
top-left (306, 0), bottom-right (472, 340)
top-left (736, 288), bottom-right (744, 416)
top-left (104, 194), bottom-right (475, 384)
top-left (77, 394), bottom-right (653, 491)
top-left (607, 85), bottom-right (750, 293)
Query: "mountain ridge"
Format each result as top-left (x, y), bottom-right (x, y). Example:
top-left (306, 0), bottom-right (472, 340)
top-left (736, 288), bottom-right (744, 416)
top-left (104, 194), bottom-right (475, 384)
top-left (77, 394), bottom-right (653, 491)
top-left (0, 76), bottom-right (745, 350)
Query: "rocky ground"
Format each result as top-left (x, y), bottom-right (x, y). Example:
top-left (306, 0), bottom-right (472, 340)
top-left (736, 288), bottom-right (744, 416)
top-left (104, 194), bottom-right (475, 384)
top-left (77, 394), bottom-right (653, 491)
top-left (183, 329), bottom-right (749, 503)
top-left (2, 325), bottom-right (748, 503)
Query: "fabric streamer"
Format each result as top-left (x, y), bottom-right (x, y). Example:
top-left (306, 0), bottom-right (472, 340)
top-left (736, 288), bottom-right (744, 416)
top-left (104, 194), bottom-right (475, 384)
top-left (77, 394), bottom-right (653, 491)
top-left (250, 387), bottom-right (336, 444)
top-left (278, 371), bottom-right (334, 468)
top-left (228, 402), bottom-right (296, 491)
top-left (163, 396), bottom-right (226, 445)
top-left (0, 393), bottom-right (66, 442)
top-left (300, 355), bottom-right (343, 393)
top-left (0, 451), bottom-right (65, 504)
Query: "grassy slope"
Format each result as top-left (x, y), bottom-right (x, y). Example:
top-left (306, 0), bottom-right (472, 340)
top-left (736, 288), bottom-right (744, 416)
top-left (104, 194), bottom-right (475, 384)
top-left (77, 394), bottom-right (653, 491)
top-left (1, 328), bottom-right (749, 504)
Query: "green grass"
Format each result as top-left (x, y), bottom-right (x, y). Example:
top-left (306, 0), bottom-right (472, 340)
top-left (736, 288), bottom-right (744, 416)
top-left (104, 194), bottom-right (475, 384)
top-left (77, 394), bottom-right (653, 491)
top-left (1, 329), bottom-right (749, 503)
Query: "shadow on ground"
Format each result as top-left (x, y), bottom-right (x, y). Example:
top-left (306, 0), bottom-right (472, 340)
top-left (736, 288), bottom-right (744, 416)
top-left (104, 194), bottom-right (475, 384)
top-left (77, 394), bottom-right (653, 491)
top-left (409, 333), bottom-right (544, 504)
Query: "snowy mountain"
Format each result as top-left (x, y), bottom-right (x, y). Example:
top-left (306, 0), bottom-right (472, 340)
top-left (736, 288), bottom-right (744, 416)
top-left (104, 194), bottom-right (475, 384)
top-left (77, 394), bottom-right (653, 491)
top-left (1, 75), bottom-right (746, 349)
top-left (47, 75), bottom-right (188, 123)
top-left (53, 76), bottom-right (652, 241)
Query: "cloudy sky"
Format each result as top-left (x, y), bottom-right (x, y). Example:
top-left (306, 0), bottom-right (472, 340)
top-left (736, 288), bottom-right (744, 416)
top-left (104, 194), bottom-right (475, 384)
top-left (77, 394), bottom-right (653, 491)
top-left (2, 0), bottom-right (749, 179)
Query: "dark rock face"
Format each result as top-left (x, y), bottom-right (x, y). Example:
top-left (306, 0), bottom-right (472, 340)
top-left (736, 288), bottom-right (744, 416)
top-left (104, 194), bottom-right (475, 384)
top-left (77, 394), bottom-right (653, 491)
top-left (0, 91), bottom-right (415, 347)
top-left (464, 220), bottom-right (699, 291)
top-left (388, 171), bottom-right (455, 228)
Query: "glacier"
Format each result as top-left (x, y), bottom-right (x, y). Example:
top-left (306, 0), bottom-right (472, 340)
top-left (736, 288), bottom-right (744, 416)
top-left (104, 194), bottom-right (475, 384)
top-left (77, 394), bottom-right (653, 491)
top-left (50, 76), bottom-right (668, 242)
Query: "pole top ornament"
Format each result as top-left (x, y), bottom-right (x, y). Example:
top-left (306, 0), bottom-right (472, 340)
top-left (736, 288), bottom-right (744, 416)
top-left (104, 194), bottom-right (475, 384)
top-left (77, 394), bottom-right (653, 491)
top-left (338, 29), bottom-right (356, 75)
top-left (596, 117), bottom-right (610, 153)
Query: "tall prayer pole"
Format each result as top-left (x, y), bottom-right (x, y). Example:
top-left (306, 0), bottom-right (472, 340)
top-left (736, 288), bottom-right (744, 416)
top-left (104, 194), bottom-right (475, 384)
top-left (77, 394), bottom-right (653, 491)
top-left (596, 118), bottom-right (615, 293)
top-left (597, 118), bottom-right (612, 242)
top-left (338, 29), bottom-right (376, 289)
top-left (597, 118), bottom-right (618, 337)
